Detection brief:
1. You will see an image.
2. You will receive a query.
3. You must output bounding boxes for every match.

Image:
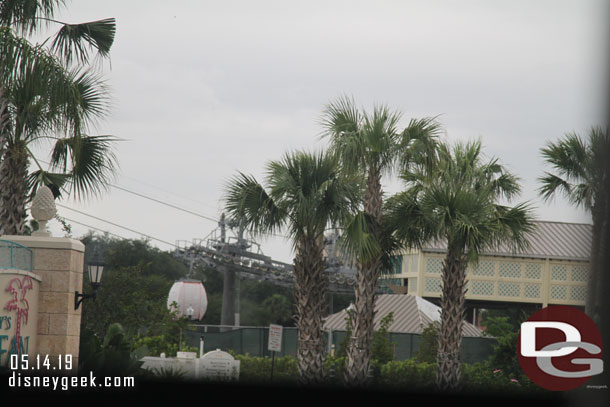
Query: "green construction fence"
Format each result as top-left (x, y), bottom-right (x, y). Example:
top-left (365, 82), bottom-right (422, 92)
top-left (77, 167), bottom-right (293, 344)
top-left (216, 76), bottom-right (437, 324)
top-left (184, 326), bottom-right (497, 364)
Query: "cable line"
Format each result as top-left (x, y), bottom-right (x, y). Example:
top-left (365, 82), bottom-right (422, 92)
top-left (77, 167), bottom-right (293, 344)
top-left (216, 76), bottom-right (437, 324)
top-left (117, 173), bottom-right (219, 212)
top-left (33, 157), bottom-right (220, 223)
top-left (60, 217), bottom-right (129, 241)
top-left (57, 203), bottom-right (177, 248)
top-left (109, 183), bottom-right (220, 223)
top-left (35, 157), bottom-right (290, 239)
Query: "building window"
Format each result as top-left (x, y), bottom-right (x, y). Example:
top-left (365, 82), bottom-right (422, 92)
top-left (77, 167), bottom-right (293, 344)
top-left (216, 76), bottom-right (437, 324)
top-left (425, 257), bottom-right (443, 274)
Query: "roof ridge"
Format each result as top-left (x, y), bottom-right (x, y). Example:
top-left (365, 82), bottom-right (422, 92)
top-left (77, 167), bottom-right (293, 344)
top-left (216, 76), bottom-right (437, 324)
top-left (533, 219), bottom-right (592, 226)
top-left (410, 295), bottom-right (425, 333)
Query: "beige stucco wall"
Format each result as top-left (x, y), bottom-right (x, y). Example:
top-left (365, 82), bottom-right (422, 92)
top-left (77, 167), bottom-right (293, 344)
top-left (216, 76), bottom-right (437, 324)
top-left (1, 235), bottom-right (84, 372)
top-left (381, 249), bottom-right (589, 307)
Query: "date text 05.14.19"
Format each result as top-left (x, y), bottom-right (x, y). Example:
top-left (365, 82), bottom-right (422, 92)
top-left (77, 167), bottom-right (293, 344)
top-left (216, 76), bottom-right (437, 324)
top-left (10, 354), bottom-right (73, 371)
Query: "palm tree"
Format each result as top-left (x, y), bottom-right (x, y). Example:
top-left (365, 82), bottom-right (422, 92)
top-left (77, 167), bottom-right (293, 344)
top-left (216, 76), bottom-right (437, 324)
top-left (1, 0), bottom-right (115, 140)
top-left (320, 96), bottom-right (441, 385)
top-left (0, 1), bottom-right (115, 64)
top-left (385, 140), bottom-right (534, 391)
top-left (0, 1), bottom-right (117, 235)
top-left (538, 127), bottom-right (610, 322)
top-left (0, 30), bottom-right (116, 234)
top-left (224, 150), bottom-right (362, 385)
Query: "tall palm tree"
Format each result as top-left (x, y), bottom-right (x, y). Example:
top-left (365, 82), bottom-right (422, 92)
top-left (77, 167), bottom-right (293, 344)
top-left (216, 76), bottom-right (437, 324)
top-left (320, 96), bottom-right (441, 385)
top-left (1, 0), bottom-right (115, 140)
top-left (538, 127), bottom-right (610, 322)
top-left (0, 30), bottom-right (116, 234)
top-left (224, 150), bottom-right (362, 385)
top-left (385, 140), bottom-right (534, 391)
top-left (0, 1), bottom-right (117, 235)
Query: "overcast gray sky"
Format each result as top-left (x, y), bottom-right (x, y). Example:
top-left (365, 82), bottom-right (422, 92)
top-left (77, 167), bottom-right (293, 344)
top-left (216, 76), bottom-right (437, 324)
top-left (35, 0), bottom-right (608, 263)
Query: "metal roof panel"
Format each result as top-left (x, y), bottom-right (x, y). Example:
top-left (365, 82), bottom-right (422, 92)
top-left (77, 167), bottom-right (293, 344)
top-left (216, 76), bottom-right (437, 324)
top-left (420, 221), bottom-right (592, 261)
top-left (323, 294), bottom-right (483, 337)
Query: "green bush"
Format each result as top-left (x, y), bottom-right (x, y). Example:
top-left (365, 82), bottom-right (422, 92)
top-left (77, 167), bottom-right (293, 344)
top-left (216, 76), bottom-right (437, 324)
top-left (325, 356), bottom-right (347, 385)
top-left (378, 359), bottom-right (436, 390)
top-left (374, 358), bottom-right (544, 393)
top-left (133, 335), bottom-right (179, 357)
top-left (79, 323), bottom-right (145, 376)
top-left (234, 354), bottom-right (299, 384)
top-left (132, 334), bottom-right (199, 357)
top-left (371, 312), bottom-right (395, 365)
top-left (414, 322), bottom-right (438, 363)
top-left (462, 360), bottom-right (544, 394)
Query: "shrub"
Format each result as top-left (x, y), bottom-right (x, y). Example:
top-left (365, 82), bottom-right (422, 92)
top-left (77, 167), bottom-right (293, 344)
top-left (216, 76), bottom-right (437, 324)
top-left (378, 359), bottom-right (436, 390)
top-left (371, 312), bottom-right (395, 365)
top-left (325, 356), bottom-right (347, 385)
top-left (234, 354), bottom-right (299, 384)
top-left (79, 323), bottom-right (144, 376)
top-left (414, 322), bottom-right (438, 363)
top-left (132, 334), bottom-right (199, 357)
top-left (462, 360), bottom-right (544, 394)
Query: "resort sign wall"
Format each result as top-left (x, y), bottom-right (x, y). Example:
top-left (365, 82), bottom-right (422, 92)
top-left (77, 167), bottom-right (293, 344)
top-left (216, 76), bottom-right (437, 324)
top-left (0, 271), bottom-right (40, 367)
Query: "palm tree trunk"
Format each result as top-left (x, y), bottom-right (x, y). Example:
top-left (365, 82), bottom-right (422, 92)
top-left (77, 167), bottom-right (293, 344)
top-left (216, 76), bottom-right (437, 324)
top-left (0, 142), bottom-right (29, 235)
top-left (0, 88), bottom-right (8, 157)
top-left (436, 248), bottom-right (468, 391)
top-left (345, 167), bottom-right (383, 386)
top-left (0, 87), bottom-right (8, 234)
top-left (588, 201), bottom-right (604, 323)
top-left (293, 235), bottom-right (328, 385)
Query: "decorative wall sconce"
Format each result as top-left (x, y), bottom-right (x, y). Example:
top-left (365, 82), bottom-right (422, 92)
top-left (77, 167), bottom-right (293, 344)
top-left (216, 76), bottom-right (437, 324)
top-left (75, 249), bottom-right (105, 310)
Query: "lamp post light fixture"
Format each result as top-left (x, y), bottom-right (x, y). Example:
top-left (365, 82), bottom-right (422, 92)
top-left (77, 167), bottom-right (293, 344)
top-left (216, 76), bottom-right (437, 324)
top-left (75, 249), bottom-right (105, 310)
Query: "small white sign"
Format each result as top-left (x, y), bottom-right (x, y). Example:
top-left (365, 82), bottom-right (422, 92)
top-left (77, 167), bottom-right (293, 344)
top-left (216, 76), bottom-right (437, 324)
top-left (268, 324), bottom-right (283, 352)
top-left (200, 349), bottom-right (240, 381)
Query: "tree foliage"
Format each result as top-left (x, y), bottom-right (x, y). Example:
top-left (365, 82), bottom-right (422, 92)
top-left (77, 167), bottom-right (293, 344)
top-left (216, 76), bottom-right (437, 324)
top-left (415, 322), bottom-right (439, 364)
top-left (79, 234), bottom-right (189, 346)
top-left (224, 149), bottom-right (363, 385)
top-left (0, 1), bottom-right (118, 235)
top-left (320, 95), bottom-right (441, 386)
top-left (538, 127), bottom-right (610, 321)
top-left (386, 139), bottom-right (535, 391)
top-left (78, 233), bottom-right (303, 371)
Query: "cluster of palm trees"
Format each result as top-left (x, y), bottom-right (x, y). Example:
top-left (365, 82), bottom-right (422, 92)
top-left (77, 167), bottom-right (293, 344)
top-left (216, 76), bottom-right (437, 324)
top-left (227, 96), bottom-right (594, 390)
top-left (2, 1), bottom-right (607, 395)
top-left (0, 0), bottom-right (118, 235)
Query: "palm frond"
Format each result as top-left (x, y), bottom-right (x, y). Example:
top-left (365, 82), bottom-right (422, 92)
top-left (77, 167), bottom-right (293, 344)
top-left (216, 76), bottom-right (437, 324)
top-left (26, 169), bottom-right (70, 199)
top-left (337, 211), bottom-right (381, 263)
top-left (539, 127), bottom-right (609, 212)
top-left (397, 116), bottom-right (442, 172)
top-left (0, 0), bottom-right (65, 35)
top-left (540, 133), bottom-right (589, 182)
top-left (537, 171), bottom-right (571, 202)
top-left (225, 150), bottom-right (363, 255)
top-left (490, 202), bottom-right (536, 254)
top-left (49, 18), bottom-right (115, 66)
top-left (319, 95), bottom-right (361, 137)
top-left (224, 172), bottom-right (286, 238)
top-left (383, 189), bottom-right (434, 249)
top-left (488, 171), bottom-right (521, 201)
top-left (49, 134), bottom-right (118, 200)
top-left (64, 68), bottom-right (110, 133)
top-left (392, 139), bottom-right (534, 261)
top-left (1, 30), bottom-right (110, 140)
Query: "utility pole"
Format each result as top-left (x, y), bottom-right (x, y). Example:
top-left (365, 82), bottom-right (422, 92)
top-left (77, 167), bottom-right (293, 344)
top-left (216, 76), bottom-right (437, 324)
top-left (219, 213), bottom-right (236, 330)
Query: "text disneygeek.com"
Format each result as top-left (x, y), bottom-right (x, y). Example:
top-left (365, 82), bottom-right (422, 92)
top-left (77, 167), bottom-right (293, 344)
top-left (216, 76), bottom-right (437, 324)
top-left (8, 371), bottom-right (135, 391)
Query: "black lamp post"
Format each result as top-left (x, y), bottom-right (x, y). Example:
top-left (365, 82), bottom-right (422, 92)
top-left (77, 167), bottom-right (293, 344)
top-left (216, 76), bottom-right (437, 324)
top-left (75, 249), bottom-right (105, 310)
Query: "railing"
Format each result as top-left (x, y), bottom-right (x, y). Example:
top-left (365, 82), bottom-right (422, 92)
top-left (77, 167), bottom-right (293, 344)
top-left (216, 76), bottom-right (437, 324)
top-left (0, 239), bottom-right (33, 272)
